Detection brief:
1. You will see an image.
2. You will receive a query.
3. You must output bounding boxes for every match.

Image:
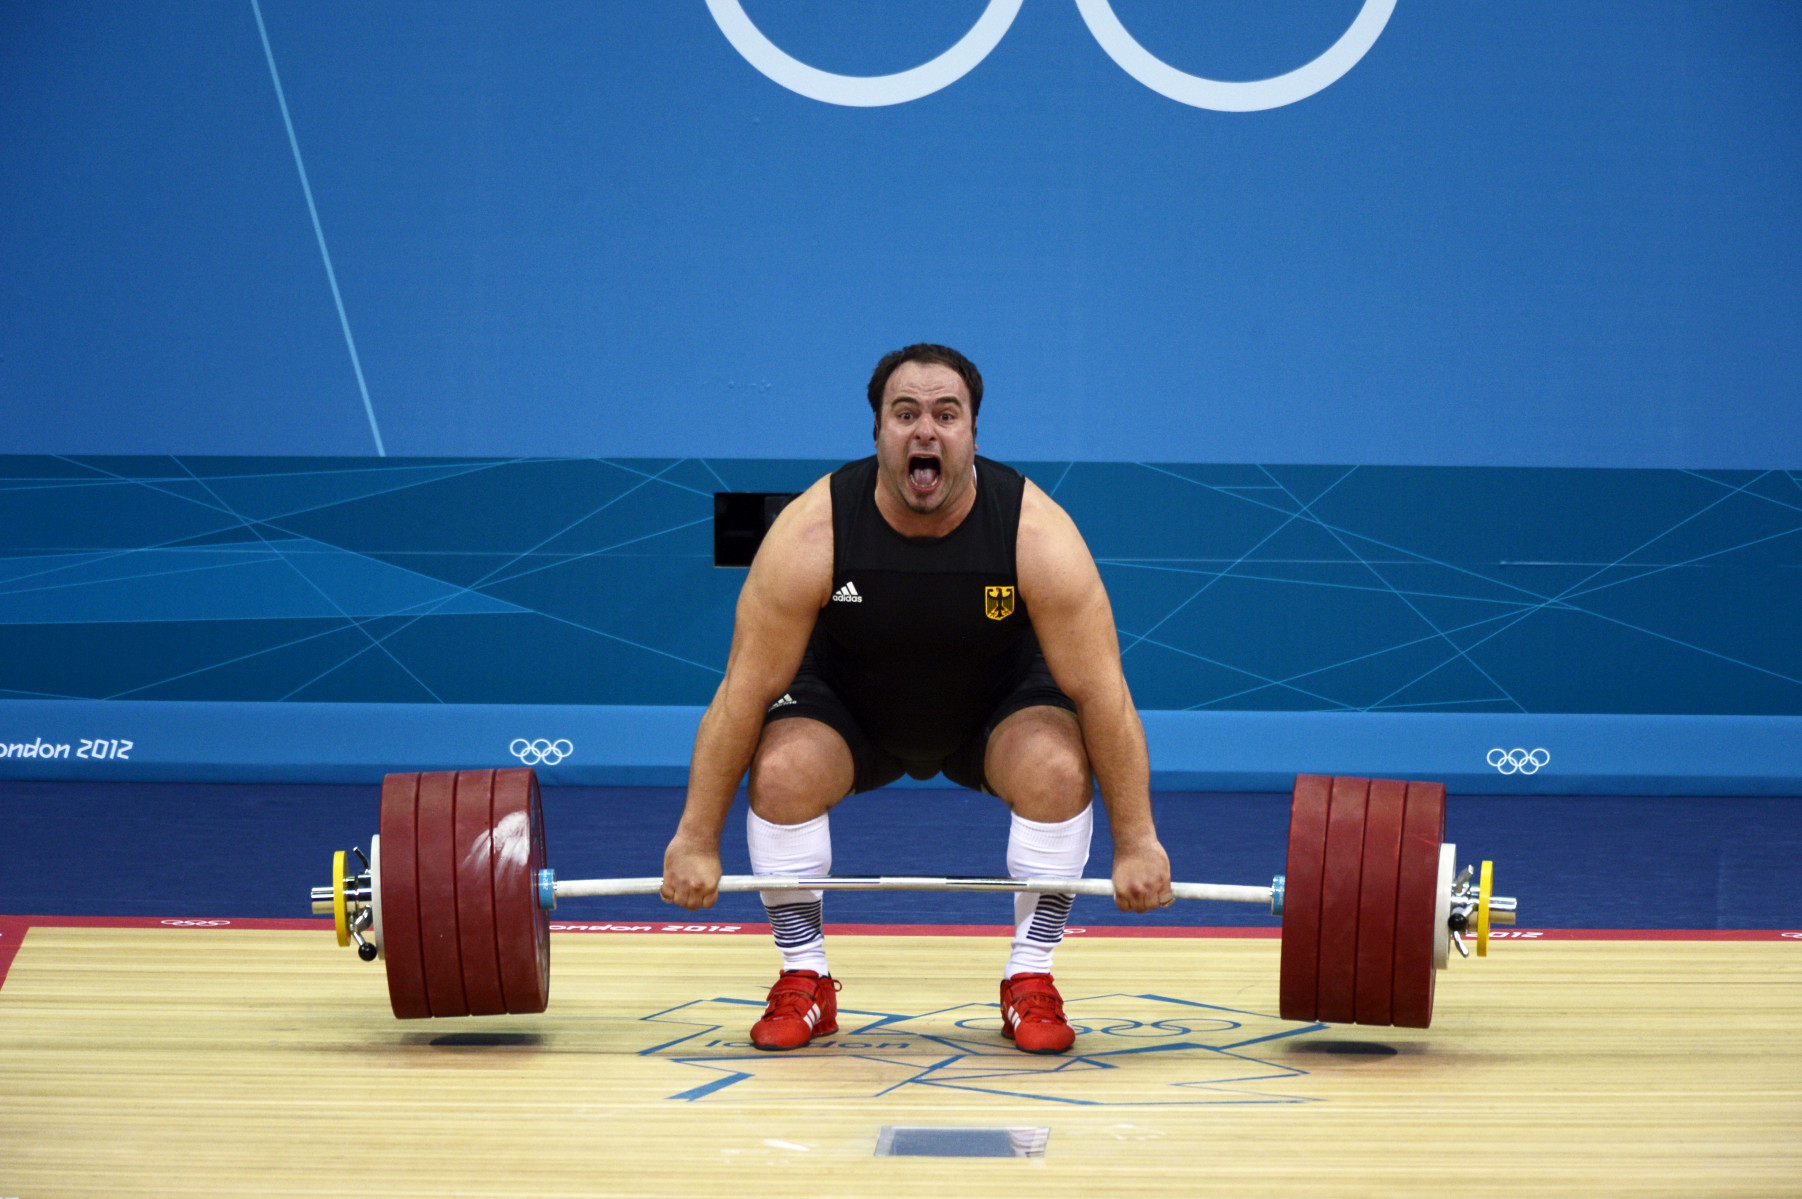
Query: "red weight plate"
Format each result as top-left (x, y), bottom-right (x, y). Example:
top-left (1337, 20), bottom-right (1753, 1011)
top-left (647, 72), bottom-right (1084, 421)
top-left (378, 772), bottom-right (431, 1019)
top-left (1314, 776), bottom-right (1370, 1024)
top-left (415, 770), bottom-right (470, 1018)
top-left (453, 770), bottom-right (508, 1016)
top-left (1391, 780), bottom-right (1447, 1029)
top-left (1279, 774), bottom-right (1331, 1022)
top-left (492, 767), bottom-right (551, 1015)
top-left (1353, 778), bottom-right (1407, 1026)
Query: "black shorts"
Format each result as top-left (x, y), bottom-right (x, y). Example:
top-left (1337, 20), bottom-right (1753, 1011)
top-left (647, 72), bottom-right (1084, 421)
top-left (763, 651), bottom-right (1077, 795)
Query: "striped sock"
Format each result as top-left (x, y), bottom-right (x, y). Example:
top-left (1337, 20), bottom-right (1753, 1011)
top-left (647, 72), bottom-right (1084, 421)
top-left (1003, 806), bottom-right (1093, 978)
top-left (747, 809), bottom-right (831, 975)
top-left (766, 898), bottom-right (825, 961)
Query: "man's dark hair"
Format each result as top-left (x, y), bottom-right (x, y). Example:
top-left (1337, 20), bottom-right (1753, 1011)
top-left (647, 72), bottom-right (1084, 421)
top-left (866, 344), bottom-right (983, 435)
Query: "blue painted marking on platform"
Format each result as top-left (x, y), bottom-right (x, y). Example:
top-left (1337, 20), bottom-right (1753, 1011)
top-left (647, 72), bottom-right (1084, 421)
top-left (1219, 1024), bottom-right (1329, 1051)
top-left (667, 1069), bottom-right (755, 1102)
top-left (634, 992), bottom-right (1320, 1105)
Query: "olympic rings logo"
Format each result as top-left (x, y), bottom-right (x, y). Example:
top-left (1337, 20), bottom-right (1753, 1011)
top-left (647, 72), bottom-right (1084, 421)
top-left (511, 738), bottom-right (573, 767)
top-left (1487, 748), bottom-right (1550, 776)
top-left (160, 919), bottom-right (230, 927)
top-left (706, 0), bottom-right (1395, 112)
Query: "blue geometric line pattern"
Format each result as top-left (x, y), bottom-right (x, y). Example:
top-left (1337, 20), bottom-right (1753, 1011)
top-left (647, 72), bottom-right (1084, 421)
top-left (1255, 464), bottom-right (1527, 713)
top-left (1116, 463), bottom-right (1358, 656)
top-left (1371, 470), bottom-right (1781, 710)
top-left (2, 457), bottom-right (508, 605)
top-left (635, 991), bottom-right (1325, 1106)
top-left (1358, 476), bottom-right (1802, 710)
top-left (169, 457), bottom-right (443, 701)
top-left (0, 456), bottom-right (1795, 716)
top-left (263, 459), bottom-right (722, 701)
top-left (1084, 462), bottom-right (1802, 714)
top-left (249, 0), bottom-right (385, 457)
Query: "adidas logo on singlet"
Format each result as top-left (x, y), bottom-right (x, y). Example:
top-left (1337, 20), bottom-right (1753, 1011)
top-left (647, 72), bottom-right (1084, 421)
top-left (831, 581), bottom-right (863, 603)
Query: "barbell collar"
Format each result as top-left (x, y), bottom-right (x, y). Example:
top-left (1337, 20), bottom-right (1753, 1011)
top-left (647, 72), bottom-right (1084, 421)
top-left (310, 877), bottom-right (372, 916)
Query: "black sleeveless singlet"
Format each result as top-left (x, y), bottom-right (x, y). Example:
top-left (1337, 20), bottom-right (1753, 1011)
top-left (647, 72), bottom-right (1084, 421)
top-left (808, 455), bottom-right (1041, 763)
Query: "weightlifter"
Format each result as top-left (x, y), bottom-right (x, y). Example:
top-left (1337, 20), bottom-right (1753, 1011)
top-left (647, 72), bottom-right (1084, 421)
top-left (660, 344), bottom-right (1173, 1053)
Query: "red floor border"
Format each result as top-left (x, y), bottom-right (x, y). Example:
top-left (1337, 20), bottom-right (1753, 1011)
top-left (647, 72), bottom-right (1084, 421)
top-left (0, 916), bottom-right (26, 991)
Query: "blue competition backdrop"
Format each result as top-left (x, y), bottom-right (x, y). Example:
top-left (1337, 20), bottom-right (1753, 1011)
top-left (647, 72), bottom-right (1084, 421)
top-left (2, 4), bottom-right (1799, 792)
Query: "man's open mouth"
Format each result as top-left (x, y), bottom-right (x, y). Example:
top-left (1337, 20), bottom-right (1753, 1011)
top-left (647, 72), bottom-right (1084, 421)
top-left (908, 454), bottom-right (941, 492)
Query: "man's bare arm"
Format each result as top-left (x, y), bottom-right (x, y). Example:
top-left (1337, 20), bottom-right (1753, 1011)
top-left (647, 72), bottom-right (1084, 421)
top-left (660, 478), bottom-right (833, 909)
top-left (1015, 481), bottom-right (1172, 913)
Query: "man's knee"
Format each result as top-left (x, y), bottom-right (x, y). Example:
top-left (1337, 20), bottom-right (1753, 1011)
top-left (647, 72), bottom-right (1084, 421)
top-left (987, 707), bottom-right (1092, 821)
top-left (748, 718), bottom-right (854, 823)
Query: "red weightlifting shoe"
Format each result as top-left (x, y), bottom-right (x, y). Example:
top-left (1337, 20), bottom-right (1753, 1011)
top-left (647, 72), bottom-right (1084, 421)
top-left (750, 970), bottom-right (840, 1050)
top-left (1000, 972), bottom-right (1076, 1054)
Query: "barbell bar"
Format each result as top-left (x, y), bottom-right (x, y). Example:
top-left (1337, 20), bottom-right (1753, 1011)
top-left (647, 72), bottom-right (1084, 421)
top-left (545, 875), bottom-right (1279, 905)
top-left (310, 768), bottom-right (1517, 1028)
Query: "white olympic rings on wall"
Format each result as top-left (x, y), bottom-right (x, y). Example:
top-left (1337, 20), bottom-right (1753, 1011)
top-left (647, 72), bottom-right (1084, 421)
top-left (1487, 747), bottom-right (1550, 776)
top-left (704, 0), bottom-right (1395, 111)
top-left (705, 0), bottom-right (1022, 108)
top-left (1075, 0), bottom-right (1395, 112)
top-left (511, 738), bottom-right (574, 767)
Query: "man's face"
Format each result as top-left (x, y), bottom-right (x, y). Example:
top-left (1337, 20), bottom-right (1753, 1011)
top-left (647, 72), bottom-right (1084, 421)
top-left (874, 360), bottom-right (976, 518)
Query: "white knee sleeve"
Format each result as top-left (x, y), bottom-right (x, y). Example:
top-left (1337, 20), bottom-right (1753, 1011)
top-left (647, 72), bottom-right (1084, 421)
top-left (747, 809), bottom-right (831, 975)
top-left (1004, 805), bottom-right (1093, 978)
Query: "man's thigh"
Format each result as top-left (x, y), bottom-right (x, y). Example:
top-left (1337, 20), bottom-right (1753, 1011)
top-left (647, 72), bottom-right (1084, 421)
top-left (749, 716), bottom-right (856, 824)
top-left (982, 705), bottom-right (1092, 822)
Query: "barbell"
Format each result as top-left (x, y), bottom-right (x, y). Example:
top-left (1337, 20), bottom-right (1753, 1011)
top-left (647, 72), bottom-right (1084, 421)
top-left (311, 768), bottom-right (1516, 1028)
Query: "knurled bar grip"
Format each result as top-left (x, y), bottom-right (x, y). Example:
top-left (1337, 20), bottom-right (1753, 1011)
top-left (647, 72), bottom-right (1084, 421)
top-left (551, 875), bottom-right (1275, 904)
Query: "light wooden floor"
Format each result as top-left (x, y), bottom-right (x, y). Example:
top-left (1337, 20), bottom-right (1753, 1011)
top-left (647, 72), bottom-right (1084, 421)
top-left (1, 926), bottom-right (1798, 1198)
